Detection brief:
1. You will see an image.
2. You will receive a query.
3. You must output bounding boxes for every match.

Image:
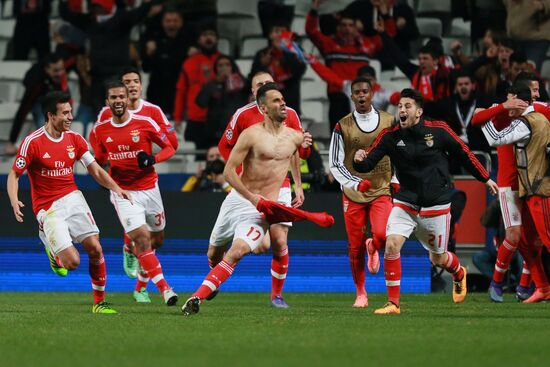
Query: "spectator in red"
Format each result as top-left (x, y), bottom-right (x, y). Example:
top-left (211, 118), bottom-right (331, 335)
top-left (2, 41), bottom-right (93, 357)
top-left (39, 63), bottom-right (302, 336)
top-left (250, 23), bottom-right (306, 114)
top-left (173, 24), bottom-right (220, 151)
top-left (5, 53), bottom-right (68, 155)
top-left (379, 31), bottom-right (452, 103)
top-left (306, 0), bottom-right (389, 129)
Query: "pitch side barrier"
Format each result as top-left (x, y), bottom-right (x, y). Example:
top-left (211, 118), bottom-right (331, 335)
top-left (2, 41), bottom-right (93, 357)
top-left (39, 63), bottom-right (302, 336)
top-left (0, 191), bottom-right (430, 293)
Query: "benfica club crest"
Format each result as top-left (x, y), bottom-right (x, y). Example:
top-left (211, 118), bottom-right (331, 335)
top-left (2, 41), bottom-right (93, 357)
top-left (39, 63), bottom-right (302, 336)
top-left (424, 133), bottom-right (434, 147)
top-left (66, 146), bottom-right (75, 159)
top-left (131, 130), bottom-right (140, 143)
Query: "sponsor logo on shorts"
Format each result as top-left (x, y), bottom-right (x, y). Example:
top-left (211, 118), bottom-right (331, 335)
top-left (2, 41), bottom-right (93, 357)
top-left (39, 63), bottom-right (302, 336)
top-left (15, 157), bottom-right (26, 169)
top-left (126, 218), bottom-right (132, 227)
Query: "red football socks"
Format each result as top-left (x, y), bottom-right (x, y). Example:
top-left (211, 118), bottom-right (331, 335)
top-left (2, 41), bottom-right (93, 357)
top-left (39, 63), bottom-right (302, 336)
top-left (384, 253), bottom-right (401, 306)
top-left (89, 255), bottom-right (106, 304)
top-left (271, 247), bottom-right (289, 299)
top-left (137, 250), bottom-right (169, 293)
top-left (444, 251), bottom-right (464, 281)
top-left (493, 239), bottom-right (517, 283)
top-left (193, 260), bottom-right (235, 300)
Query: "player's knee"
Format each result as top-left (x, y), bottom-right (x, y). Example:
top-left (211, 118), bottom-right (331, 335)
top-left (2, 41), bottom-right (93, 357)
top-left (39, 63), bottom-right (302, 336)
top-left (207, 245), bottom-right (224, 262)
top-left (132, 234), bottom-right (151, 252)
top-left (64, 256), bottom-right (80, 270)
top-left (505, 227), bottom-right (521, 246)
top-left (429, 252), bottom-right (445, 266)
top-left (151, 232), bottom-right (164, 249)
top-left (385, 238), bottom-right (401, 255)
top-left (225, 241), bottom-right (250, 263)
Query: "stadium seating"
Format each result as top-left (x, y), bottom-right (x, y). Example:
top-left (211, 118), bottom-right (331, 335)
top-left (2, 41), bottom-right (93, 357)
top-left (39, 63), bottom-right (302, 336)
top-left (218, 37), bottom-right (232, 57)
top-left (301, 79), bottom-right (328, 101)
top-left (301, 100), bottom-right (327, 124)
top-left (217, 0), bottom-right (257, 18)
top-left (0, 18), bottom-right (14, 60)
top-left (416, 0), bottom-right (451, 14)
top-left (450, 18), bottom-right (471, 37)
top-left (235, 58), bottom-right (253, 77)
top-left (240, 36), bottom-right (268, 59)
top-left (291, 16), bottom-right (306, 36)
top-left (416, 17), bottom-right (443, 38)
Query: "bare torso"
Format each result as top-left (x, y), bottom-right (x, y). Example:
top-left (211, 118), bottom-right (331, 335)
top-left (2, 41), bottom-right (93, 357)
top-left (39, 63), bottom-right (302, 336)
top-left (240, 123), bottom-right (302, 201)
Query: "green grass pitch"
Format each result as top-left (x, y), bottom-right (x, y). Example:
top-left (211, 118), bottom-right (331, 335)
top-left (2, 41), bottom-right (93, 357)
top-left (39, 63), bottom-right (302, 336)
top-left (0, 292), bottom-right (549, 367)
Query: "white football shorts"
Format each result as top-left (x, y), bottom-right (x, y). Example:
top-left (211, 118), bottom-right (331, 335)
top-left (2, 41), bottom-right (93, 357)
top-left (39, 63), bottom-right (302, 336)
top-left (110, 183), bottom-right (166, 233)
top-left (498, 187), bottom-right (522, 229)
top-left (37, 190), bottom-right (99, 255)
top-left (386, 205), bottom-right (452, 254)
top-left (209, 189), bottom-right (269, 251)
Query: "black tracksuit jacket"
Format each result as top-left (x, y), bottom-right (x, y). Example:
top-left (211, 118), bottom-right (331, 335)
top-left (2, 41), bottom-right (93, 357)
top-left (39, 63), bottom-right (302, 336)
top-left (353, 118), bottom-right (490, 207)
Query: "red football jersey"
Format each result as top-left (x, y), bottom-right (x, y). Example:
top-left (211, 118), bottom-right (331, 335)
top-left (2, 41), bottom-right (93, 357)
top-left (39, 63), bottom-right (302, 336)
top-left (218, 102), bottom-right (304, 187)
top-left (91, 114), bottom-right (170, 190)
top-left (12, 127), bottom-right (92, 215)
top-left (96, 99), bottom-right (178, 149)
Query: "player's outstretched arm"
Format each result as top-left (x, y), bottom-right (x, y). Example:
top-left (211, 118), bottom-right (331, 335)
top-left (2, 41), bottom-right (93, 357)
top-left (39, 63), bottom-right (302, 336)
top-left (7, 170), bottom-right (25, 223)
top-left (87, 162), bottom-right (133, 203)
top-left (223, 129), bottom-right (258, 205)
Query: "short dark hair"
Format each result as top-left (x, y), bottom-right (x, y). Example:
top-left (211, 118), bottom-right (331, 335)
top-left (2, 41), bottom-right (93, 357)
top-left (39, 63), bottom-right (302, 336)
top-left (42, 53), bottom-right (63, 66)
top-left (454, 68), bottom-right (473, 81)
top-left (351, 76), bottom-right (373, 91)
top-left (163, 5), bottom-right (182, 16)
top-left (357, 65), bottom-right (376, 79)
top-left (119, 66), bottom-right (141, 82)
top-left (498, 37), bottom-right (515, 50)
top-left (508, 82), bottom-right (532, 104)
top-left (400, 88), bottom-right (424, 108)
top-left (418, 44), bottom-right (438, 59)
top-left (104, 79), bottom-right (127, 98)
top-left (424, 37), bottom-right (444, 58)
top-left (42, 91), bottom-right (71, 120)
top-left (198, 23), bottom-right (218, 38)
top-left (256, 82), bottom-right (280, 105)
top-left (510, 50), bottom-right (527, 65)
top-left (514, 71), bottom-right (538, 84)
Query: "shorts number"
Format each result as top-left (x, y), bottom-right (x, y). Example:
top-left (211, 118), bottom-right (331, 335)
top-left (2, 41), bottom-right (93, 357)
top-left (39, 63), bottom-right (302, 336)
top-left (246, 227), bottom-right (261, 241)
top-left (428, 234), bottom-right (443, 248)
top-left (154, 212), bottom-right (165, 226)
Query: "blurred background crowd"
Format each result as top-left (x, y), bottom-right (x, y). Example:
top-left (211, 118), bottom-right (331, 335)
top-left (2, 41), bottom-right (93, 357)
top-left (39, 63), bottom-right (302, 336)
top-left (0, 0), bottom-right (548, 188)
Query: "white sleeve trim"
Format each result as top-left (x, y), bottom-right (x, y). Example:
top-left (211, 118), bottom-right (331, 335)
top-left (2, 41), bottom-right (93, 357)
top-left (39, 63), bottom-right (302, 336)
top-left (482, 119), bottom-right (530, 147)
top-left (329, 128), bottom-right (362, 191)
top-left (80, 151), bottom-right (95, 167)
